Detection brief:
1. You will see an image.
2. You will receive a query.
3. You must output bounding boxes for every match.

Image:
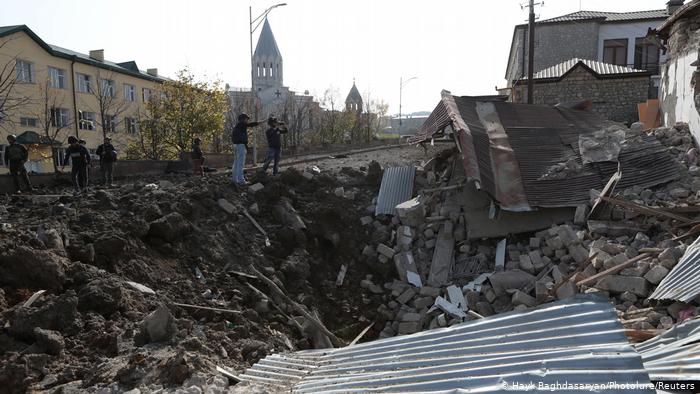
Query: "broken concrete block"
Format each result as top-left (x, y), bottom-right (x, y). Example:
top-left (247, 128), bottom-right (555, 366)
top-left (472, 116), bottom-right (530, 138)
top-left (557, 225), bottom-right (579, 246)
top-left (619, 291), bottom-right (637, 303)
top-left (419, 286), bottom-right (440, 298)
top-left (483, 286), bottom-right (497, 303)
top-left (556, 281), bottom-right (577, 300)
top-left (574, 205), bottom-right (590, 225)
top-left (413, 296), bottom-right (434, 310)
top-left (424, 228), bottom-right (435, 239)
top-left (362, 245), bottom-right (376, 257)
top-left (360, 216), bottom-right (373, 226)
top-left (249, 183), bottom-right (264, 193)
top-left (568, 244), bottom-right (588, 264)
top-left (249, 203), bottom-right (260, 215)
top-left (396, 288), bottom-right (416, 304)
top-left (217, 199), bottom-right (237, 215)
top-left (143, 305), bottom-right (176, 343)
top-left (401, 312), bottom-right (422, 322)
top-left (446, 285), bottom-right (467, 311)
top-left (489, 270), bottom-right (536, 296)
top-left (395, 198), bottom-right (425, 227)
top-left (644, 265), bottom-right (669, 285)
top-left (334, 187), bottom-right (345, 197)
top-left (529, 237), bottom-right (540, 249)
top-left (427, 231), bottom-right (454, 287)
top-left (512, 290), bottom-right (536, 307)
top-left (546, 236), bottom-right (564, 250)
top-left (394, 252), bottom-right (417, 282)
top-left (595, 275), bottom-right (649, 297)
top-left (475, 302), bottom-right (495, 317)
top-left (551, 266), bottom-right (564, 284)
top-left (376, 244), bottom-right (395, 259)
top-left (398, 321), bottom-right (421, 335)
top-left (528, 250), bottom-right (544, 270)
top-left (518, 255), bottom-right (535, 274)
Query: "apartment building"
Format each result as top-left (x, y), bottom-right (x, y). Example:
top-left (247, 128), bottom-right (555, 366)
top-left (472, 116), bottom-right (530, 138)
top-left (0, 25), bottom-right (164, 173)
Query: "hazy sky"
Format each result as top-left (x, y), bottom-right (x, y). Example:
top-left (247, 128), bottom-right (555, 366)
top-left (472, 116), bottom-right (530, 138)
top-left (2, 0), bottom-right (667, 114)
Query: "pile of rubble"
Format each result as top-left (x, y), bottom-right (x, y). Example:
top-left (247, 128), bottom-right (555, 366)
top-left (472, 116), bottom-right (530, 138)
top-left (357, 122), bottom-right (700, 339)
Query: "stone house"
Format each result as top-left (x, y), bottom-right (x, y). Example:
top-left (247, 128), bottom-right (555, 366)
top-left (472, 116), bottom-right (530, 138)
top-left (654, 0), bottom-right (700, 140)
top-left (505, 7), bottom-right (671, 99)
top-left (513, 58), bottom-right (650, 123)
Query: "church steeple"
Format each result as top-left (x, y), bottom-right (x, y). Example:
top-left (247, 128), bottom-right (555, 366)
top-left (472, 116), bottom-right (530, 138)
top-left (345, 80), bottom-right (363, 113)
top-left (253, 18), bottom-right (283, 90)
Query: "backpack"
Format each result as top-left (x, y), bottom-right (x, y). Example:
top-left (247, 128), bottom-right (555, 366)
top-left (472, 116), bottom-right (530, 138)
top-left (7, 144), bottom-right (25, 162)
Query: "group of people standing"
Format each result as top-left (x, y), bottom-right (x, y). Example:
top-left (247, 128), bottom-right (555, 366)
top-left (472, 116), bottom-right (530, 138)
top-left (230, 113), bottom-right (287, 186)
top-left (3, 134), bottom-right (117, 195)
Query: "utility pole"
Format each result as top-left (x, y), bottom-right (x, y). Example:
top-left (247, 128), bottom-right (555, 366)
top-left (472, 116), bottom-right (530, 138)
top-left (527, 0), bottom-right (535, 104)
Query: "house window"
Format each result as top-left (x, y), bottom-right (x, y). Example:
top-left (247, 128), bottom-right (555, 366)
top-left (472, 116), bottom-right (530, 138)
top-left (20, 117), bottom-right (37, 127)
top-left (100, 79), bottom-right (116, 97)
top-left (16, 59), bottom-right (35, 82)
top-left (634, 37), bottom-right (660, 75)
top-left (124, 84), bottom-right (136, 101)
top-left (48, 67), bottom-right (66, 89)
top-left (160, 91), bottom-right (167, 100)
top-left (50, 108), bottom-right (70, 127)
top-left (104, 114), bottom-right (117, 133)
top-left (78, 111), bottom-right (95, 130)
top-left (125, 117), bottom-right (139, 134)
top-left (76, 73), bottom-right (92, 93)
top-left (603, 39), bottom-right (628, 66)
top-left (142, 88), bottom-right (152, 102)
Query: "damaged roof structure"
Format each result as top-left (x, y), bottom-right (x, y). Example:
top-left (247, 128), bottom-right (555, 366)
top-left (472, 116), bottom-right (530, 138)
top-left (412, 92), bottom-right (681, 213)
top-left (235, 295), bottom-right (655, 393)
top-left (636, 317), bottom-right (700, 381)
top-left (649, 235), bottom-right (700, 302)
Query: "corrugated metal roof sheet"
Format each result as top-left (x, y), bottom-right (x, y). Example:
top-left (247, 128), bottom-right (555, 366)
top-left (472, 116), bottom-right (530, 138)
top-left (528, 58), bottom-right (647, 80)
top-left (413, 94), bottom-right (680, 210)
top-left (657, 0), bottom-right (700, 37)
top-left (375, 167), bottom-right (415, 215)
top-left (649, 236), bottom-right (700, 302)
top-left (538, 9), bottom-right (668, 24)
top-left (636, 317), bottom-right (700, 381)
top-left (235, 294), bottom-right (654, 393)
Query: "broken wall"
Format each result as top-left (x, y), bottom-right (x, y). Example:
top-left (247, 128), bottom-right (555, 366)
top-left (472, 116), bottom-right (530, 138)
top-left (661, 13), bottom-right (700, 141)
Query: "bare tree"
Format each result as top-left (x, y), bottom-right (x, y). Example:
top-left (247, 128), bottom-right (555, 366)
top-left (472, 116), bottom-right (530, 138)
top-left (89, 70), bottom-right (130, 140)
top-left (0, 39), bottom-right (31, 131)
top-left (35, 78), bottom-right (71, 172)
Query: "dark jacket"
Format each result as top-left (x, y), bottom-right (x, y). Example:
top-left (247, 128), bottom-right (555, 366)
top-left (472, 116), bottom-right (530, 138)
top-left (265, 126), bottom-right (288, 149)
top-left (4, 143), bottom-right (28, 165)
top-left (231, 120), bottom-right (261, 145)
top-left (191, 144), bottom-right (204, 160)
top-left (96, 143), bottom-right (117, 163)
top-left (63, 144), bottom-right (91, 167)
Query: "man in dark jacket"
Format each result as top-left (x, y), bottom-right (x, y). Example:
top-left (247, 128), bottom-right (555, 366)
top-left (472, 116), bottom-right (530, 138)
top-left (62, 136), bottom-right (91, 195)
top-left (4, 134), bottom-right (32, 193)
top-left (191, 137), bottom-right (204, 176)
top-left (231, 113), bottom-right (261, 185)
top-left (261, 117), bottom-right (288, 176)
top-left (96, 137), bottom-right (117, 186)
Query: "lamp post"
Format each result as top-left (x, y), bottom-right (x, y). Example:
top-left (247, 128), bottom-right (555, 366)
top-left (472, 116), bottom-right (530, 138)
top-left (250, 3), bottom-right (286, 164)
top-left (399, 76), bottom-right (417, 131)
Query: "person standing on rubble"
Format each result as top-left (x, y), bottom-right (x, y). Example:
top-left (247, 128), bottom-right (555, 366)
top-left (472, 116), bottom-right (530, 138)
top-left (4, 134), bottom-right (32, 194)
top-left (96, 137), bottom-right (117, 186)
top-left (261, 117), bottom-right (287, 176)
top-left (62, 136), bottom-right (91, 195)
top-left (191, 137), bottom-right (204, 176)
top-left (231, 113), bottom-right (261, 186)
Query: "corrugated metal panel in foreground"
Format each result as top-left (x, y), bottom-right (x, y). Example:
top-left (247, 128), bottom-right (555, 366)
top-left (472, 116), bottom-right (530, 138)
top-left (649, 235), bottom-right (700, 302)
top-left (636, 317), bottom-right (700, 381)
top-left (236, 294), bottom-right (654, 393)
top-left (374, 166), bottom-right (415, 216)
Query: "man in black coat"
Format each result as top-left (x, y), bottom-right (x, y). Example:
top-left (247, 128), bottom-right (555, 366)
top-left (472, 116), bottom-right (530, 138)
top-left (3, 134), bottom-right (32, 193)
top-left (96, 137), bottom-right (117, 186)
top-left (261, 117), bottom-right (288, 176)
top-left (230, 113), bottom-right (261, 185)
top-left (62, 136), bottom-right (91, 195)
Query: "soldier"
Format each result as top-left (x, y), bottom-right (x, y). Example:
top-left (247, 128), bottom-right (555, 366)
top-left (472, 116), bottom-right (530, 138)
top-left (62, 136), bottom-right (91, 195)
top-left (3, 134), bottom-right (32, 193)
top-left (96, 137), bottom-right (117, 186)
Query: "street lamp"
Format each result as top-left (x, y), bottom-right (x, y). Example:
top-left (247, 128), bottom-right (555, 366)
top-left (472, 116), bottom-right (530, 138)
top-left (250, 3), bottom-right (286, 164)
top-left (399, 76), bottom-right (417, 130)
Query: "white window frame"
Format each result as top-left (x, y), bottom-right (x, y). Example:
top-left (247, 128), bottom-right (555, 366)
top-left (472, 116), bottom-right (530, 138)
top-left (76, 73), bottom-right (92, 93)
top-left (78, 111), bottom-right (96, 130)
top-left (142, 87), bottom-right (152, 102)
top-left (124, 83), bottom-right (136, 101)
top-left (100, 79), bottom-right (116, 98)
top-left (125, 117), bottom-right (139, 134)
top-left (104, 114), bottom-right (117, 133)
top-left (48, 67), bottom-right (66, 89)
top-left (51, 107), bottom-right (70, 127)
top-left (16, 59), bottom-right (35, 83)
top-left (20, 117), bottom-right (37, 127)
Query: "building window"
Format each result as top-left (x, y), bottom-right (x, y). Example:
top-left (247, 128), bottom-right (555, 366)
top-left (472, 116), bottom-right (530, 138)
top-left (124, 84), bottom-right (136, 101)
top-left (48, 67), bottom-right (66, 89)
top-left (52, 147), bottom-right (66, 168)
top-left (50, 108), bottom-right (70, 127)
top-left (634, 37), bottom-right (660, 75)
top-left (104, 114), bottom-right (117, 133)
top-left (603, 39), bottom-right (628, 66)
top-left (78, 111), bottom-right (95, 130)
top-left (20, 117), bottom-right (37, 127)
top-left (76, 73), bottom-right (92, 93)
top-left (16, 59), bottom-right (35, 83)
top-left (142, 87), bottom-right (152, 102)
top-left (125, 117), bottom-right (139, 134)
top-left (100, 79), bottom-right (116, 97)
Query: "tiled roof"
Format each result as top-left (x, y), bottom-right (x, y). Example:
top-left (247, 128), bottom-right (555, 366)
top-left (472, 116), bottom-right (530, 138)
top-left (538, 9), bottom-right (668, 24)
top-left (0, 25), bottom-right (164, 82)
top-left (529, 58), bottom-right (648, 80)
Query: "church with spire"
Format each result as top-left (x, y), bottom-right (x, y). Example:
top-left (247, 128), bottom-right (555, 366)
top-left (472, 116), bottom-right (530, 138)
top-left (227, 18), bottom-right (319, 148)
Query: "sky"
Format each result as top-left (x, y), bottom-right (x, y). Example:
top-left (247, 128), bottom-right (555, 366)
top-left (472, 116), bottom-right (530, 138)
top-left (1, 0), bottom-right (667, 115)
